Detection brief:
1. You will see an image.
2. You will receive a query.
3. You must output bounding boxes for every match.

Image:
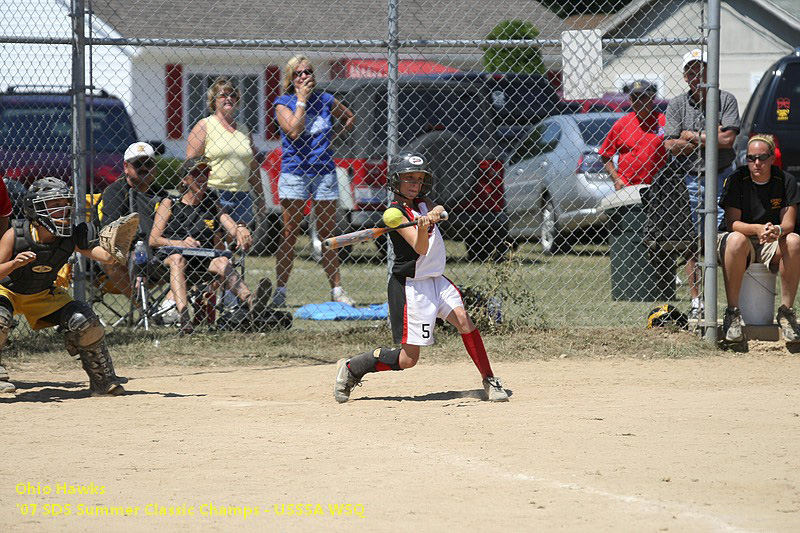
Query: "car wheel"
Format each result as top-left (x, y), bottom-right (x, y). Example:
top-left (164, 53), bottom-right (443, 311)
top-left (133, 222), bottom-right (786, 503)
top-left (465, 225), bottom-right (510, 263)
top-left (540, 197), bottom-right (570, 255)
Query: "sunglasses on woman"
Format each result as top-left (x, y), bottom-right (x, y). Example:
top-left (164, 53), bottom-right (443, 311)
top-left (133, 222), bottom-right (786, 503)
top-left (746, 154), bottom-right (771, 162)
top-left (293, 69), bottom-right (314, 78)
top-left (217, 92), bottom-right (239, 100)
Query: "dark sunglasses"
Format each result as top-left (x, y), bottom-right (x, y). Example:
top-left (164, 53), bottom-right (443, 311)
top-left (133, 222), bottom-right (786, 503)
top-left (217, 92), bottom-right (239, 100)
top-left (293, 69), bottom-right (314, 78)
top-left (746, 154), bottom-right (772, 162)
top-left (131, 159), bottom-right (156, 171)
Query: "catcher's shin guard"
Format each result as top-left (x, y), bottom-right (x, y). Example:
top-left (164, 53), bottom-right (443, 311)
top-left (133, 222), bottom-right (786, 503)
top-left (61, 301), bottom-right (126, 395)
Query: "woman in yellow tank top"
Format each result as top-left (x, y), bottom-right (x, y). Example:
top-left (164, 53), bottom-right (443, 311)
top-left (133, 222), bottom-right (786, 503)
top-left (186, 77), bottom-right (263, 244)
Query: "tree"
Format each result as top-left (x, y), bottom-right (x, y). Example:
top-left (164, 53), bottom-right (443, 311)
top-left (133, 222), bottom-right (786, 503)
top-left (483, 20), bottom-right (544, 75)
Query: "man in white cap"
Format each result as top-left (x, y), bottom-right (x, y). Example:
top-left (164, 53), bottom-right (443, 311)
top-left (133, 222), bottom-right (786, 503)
top-left (98, 141), bottom-right (160, 297)
top-left (664, 49), bottom-right (740, 320)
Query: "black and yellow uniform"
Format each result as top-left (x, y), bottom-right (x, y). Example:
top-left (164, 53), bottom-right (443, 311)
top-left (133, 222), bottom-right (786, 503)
top-left (155, 190), bottom-right (222, 275)
top-left (0, 220), bottom-right (94, 329)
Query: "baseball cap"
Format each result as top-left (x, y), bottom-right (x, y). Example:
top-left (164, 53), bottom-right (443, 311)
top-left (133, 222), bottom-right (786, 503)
top-left (626, 80), bottom-right (657, 95)
top-left (682, 48), bottom-right (707, 69)
top-left (181, 156), bottom-right (211, 177)
top-left (124, 142), bottom-right (156, 162)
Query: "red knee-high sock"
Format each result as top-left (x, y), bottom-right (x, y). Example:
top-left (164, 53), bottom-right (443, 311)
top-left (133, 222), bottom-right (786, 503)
top-left (461, 329), bottom-right (493, 379)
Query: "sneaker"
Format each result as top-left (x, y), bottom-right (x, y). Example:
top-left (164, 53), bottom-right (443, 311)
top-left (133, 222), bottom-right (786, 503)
top-left (271, 287), bottom-right (287, 308)
top-left (0, 379), bottom-right (15, 394)
top-left (482, 376), bottom-right (509, 402)
top-left (255, 277), bottom-right (273, 311)
top-left (0, 363), bottom-right (8, 381)
top-left (159, 299), bottom-right (180, 326)
top-left (177, 310), bottom-right (194, 336)
top-left (90, 383), bottom-right (125, 397)
top-left (334, 358), bottom-right (361, 403)
top-left (689, 298), bottom-right (704, 320)
top-left (332, 287), bottom-right (355, 306)
top-left (722, 306), bottom-right (744, 343)
top-left (776, 305), bottom-right (800, 344)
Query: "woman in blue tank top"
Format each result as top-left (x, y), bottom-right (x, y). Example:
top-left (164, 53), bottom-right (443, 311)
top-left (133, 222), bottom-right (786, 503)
top-left (272, 54), bottom-right (355, 307)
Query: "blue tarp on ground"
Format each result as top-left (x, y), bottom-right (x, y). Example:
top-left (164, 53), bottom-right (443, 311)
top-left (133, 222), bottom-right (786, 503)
top-left (293, 302), bottom-right (389, 321)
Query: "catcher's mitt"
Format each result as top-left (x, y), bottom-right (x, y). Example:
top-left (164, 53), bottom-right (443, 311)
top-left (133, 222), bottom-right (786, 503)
top-left (99, 212), bottom-right (139, 265)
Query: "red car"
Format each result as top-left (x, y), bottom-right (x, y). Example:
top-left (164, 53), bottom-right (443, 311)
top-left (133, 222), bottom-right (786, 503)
top-left (564, 91), bottom-right (670, 114)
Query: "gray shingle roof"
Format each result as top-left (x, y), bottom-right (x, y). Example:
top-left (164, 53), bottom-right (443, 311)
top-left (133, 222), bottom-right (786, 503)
top-left (90, 0), bottom-right (569, 42)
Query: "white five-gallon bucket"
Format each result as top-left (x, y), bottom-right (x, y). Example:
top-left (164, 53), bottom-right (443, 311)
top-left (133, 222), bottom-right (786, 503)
top-left (739, 263), bottom-right (777, 325)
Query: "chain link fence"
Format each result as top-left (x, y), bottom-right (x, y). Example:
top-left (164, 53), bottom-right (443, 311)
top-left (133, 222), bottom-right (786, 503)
top-left (0, 0), bottom-right (751, 341)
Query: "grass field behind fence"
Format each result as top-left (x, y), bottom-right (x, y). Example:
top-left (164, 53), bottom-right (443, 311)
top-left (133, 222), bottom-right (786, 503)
top-left (2, 233), bottom-right (757, 365)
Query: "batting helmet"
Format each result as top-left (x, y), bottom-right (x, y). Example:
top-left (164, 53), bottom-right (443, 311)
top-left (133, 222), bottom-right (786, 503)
top-left (388, 151), bottom-right (433, 197)
top-left (24, 177), bottom-right (74, 238)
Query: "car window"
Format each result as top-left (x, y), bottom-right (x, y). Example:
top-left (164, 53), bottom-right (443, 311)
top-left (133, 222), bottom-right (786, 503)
top-left (578, 118), bottom-right (619, 146)
top-left (372, 86), bottom-right (487, 149)
top-left (0, 104), bottom-right (136, 153)
top-left (508, 121), bottom-right (561, 165)
top-left (769, 62), bottom-right (800, 126)
top-left (741, 64), bottom-right (775, 131)
top-left (489, 75), bottom-right (560, 127)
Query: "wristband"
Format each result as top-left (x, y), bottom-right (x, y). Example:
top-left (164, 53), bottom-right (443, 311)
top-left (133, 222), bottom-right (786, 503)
top-left (777, 225), bottom-right (783, 236)
top-left (296, 101), bottom-right (307, 109)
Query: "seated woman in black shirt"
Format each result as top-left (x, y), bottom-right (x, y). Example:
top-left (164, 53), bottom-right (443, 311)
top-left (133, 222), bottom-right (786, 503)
top-left (149, 157), bottom-right (253, 330)
top-left (718, 134), bottom-right (800, 346)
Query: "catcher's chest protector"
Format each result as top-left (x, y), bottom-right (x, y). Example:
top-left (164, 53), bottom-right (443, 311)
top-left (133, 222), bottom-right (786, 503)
top-left (2, 220), bottom-right (75, 294)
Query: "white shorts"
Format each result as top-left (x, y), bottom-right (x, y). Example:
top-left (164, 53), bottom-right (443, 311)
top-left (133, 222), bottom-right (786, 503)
top-left (388, 275), bottom-right (463, 346)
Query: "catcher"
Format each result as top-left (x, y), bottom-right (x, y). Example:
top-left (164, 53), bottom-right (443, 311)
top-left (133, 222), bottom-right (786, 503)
top-left (0, 177), bottom-right (135, 396)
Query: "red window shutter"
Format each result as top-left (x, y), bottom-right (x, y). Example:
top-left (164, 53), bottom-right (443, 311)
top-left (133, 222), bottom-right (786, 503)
top-left (264, 65), bottom-right (281, 140)
top-left (165, 64), bottom-right (183, 139)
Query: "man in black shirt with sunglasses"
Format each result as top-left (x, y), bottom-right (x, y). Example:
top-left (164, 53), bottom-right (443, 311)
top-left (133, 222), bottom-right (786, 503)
top-left (98, 142), bottom-right (160, 297)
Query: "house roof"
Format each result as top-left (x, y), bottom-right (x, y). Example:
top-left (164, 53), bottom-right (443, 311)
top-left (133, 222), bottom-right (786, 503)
top-left (90, 1), bottom-right (570, 43)
top-left (751, 0), bottom-right (800, 32)
top-left (596, 0), bottom-right (800, 37)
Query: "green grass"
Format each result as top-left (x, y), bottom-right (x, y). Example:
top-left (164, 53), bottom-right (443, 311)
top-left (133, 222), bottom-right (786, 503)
top-left (8, 233), bottom-right (770, 365)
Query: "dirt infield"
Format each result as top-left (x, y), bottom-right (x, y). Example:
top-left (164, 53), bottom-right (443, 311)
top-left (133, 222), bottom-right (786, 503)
top-left (2, 355), bottom-right (799, 532)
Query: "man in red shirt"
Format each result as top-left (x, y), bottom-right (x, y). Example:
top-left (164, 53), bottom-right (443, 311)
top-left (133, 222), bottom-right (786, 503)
top-left (599, 81), bottom-right (667, 190)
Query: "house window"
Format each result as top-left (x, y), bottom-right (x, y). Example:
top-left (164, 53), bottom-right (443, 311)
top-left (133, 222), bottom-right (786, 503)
top-left (186, 74), bottom-right (260, 134)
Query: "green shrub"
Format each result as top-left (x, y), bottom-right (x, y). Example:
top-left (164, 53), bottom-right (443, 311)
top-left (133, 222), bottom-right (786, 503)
top-left (153, 157), bottom-right (183, 191)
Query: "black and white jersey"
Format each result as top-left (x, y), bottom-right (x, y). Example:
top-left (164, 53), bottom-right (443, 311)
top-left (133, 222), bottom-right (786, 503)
top-left (388, 199), bottom-right (446, 279)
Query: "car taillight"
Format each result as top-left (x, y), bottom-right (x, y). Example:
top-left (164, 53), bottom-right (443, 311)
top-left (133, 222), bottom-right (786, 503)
top-left (93, 164), bottom-right (118, 188)
top-left (462, 159), bottom-right (505, 212)
top-left (348, 159), bottom-right (387, 211)
top-left (577, 152), bottom-right (611, 181)
top-left (2, 165), bottom-right (38, 184)
top-left (749, 132), bottom-right (783, 169)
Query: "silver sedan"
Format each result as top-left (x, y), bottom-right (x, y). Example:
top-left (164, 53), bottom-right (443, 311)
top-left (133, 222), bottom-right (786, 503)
top-left (504, 113), bottom-right (624, 254)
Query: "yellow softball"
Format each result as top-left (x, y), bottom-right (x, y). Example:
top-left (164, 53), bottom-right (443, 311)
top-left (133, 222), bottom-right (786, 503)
top-left (382, 207), bottom-right (405, 228)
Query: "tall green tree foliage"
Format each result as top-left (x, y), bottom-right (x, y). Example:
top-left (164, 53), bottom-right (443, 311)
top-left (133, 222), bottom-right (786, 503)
top-left (483, 20), bottom-right (544, 74)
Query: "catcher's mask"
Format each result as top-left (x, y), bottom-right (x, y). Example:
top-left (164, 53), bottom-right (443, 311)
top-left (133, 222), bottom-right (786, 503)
top-left (24, 177), bottom-right (74, 238)
top-left (388, 151), bottom-right (433, 198)
top-left (647, 304), bottom-right (688, 330)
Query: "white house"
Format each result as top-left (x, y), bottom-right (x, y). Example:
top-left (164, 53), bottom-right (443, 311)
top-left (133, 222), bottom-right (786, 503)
top-left (578, 0), bottom-right (799, 110)
top-left (1, 0), bottom-right (570, 157)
